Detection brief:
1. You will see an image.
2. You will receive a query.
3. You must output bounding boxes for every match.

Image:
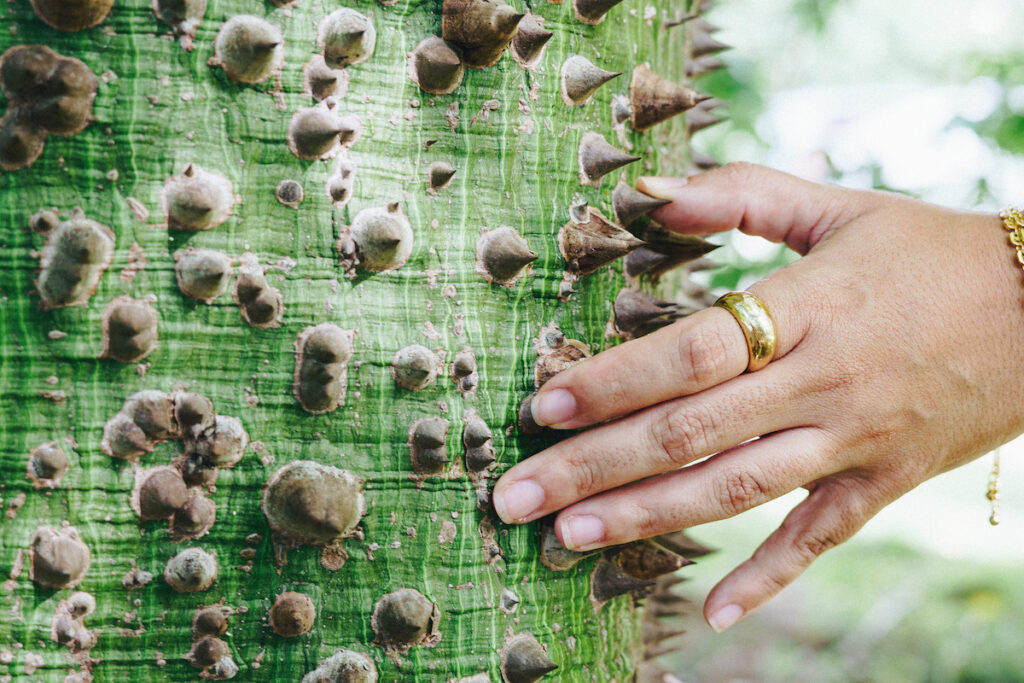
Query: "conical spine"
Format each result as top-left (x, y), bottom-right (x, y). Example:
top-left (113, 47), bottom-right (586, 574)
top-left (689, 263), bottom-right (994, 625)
top-left (612, 179), bottom-right (670, 228)
top-left (630, 64), bottom-right (709, 131)
top-left (578, 131), bottom-right (640, 185)
top-left (561, 55), bottom-right (621, 106)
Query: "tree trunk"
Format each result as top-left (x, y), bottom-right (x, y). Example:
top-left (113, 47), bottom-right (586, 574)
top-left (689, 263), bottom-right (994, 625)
top-left (0, 0), bottom-right (717, 679)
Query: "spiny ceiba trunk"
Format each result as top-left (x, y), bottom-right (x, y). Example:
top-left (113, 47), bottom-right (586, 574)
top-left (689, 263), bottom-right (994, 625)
top-left (0, 0), bottom-right (726, 680)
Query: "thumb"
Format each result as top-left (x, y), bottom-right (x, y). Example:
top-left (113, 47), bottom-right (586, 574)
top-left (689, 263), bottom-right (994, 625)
top-left (638, 162), bottom-right (878, 255)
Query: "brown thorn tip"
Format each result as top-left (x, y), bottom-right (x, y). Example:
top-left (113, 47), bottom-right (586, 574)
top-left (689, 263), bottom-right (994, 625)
top-left (590, 558), bottom-right (655, 605)
top-left (691, 30), bottom-right (730, 57)
top-left (573, 0), bottom-right (625, 25)
top-left (558, 206), bottom-right (644, 276)
top-left (501, 633), bottom-right (558, 683)
top-left (578, 131), bottom-right (640, 185)
top-left (630, 64), bottom-right (707, 131)
top-left (612, 179), bottom-right (670, 228)
top-left (510, 14), bottom-right (553, 68)
top-left (409, 37), bottom-right (464, 95)
top-left (476, 226), bottom-right (536, 286)
top-left (561, 55), bottom-right (621, 106)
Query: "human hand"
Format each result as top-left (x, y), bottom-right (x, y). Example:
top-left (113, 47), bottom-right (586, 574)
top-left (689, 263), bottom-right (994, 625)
top-left (492, 162), bottom-right (1024, 631)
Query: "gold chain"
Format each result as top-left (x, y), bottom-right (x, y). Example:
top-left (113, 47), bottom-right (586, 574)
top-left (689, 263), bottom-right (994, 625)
top-left (987, 448), bottom-right (1001, 526)
top-left (990, 206), bottom-right (1024, 526)
top-left (1000, 206), bottom-right (1024, 268)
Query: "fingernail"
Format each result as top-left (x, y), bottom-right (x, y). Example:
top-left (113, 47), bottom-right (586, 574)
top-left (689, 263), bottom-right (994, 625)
top-left (562, 515), bottom-right (605, 550)
top-left (708, 604), bottom-right (744, 632)
top-left (531, 389), bottom-right (576, 427)
top-left (637, 176), bottom-right (687, 200)
top-left (494, 480), bottom-right (545, 523)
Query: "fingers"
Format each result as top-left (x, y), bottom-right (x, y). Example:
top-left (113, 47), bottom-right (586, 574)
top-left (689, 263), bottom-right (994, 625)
top-left (638, 162), bottom-right (878, 255)
top-left (531, 306), bottom-right (746, 429)
top-left (530, 268), bottom-right (811, 430)
top-left (547, 427), bottom-right (836, 551)
top-left (703, 478), bottom-right (881, 632)
top-left (495, 364), bottom-right (806, 525)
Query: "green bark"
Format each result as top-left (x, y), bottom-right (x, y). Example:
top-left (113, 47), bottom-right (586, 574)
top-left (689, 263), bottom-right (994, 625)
top-left (0, 0), bottom-right (704, 679)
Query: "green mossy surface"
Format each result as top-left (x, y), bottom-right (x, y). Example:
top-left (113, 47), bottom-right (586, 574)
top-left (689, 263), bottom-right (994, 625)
top-left (0, 0), bottom-right (697, 679)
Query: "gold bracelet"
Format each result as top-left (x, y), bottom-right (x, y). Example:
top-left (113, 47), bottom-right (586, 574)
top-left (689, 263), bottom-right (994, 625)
top-left (999, 206), bottom-right (1024, 271)
top-left (989, 206), bottom-right (1024, 525)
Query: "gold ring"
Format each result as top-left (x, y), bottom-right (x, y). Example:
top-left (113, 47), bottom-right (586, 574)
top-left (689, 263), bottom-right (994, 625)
top-left (713, 291), bottom-right (777, 372)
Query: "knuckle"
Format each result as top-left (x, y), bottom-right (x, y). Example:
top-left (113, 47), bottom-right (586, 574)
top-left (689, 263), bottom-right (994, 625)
top-left (677, 325), bottom-right (730, 388)
top-left (653, 406), bottom-right (717, 466)
top-left (564, 452), bottom-right (603, 499)
top-left (759, 569), bottom-right (792, 596)
top-left (793, 530), bottom-right (841, 564)
top-left (629, 500), bottom-right (662, 540)
top-left (716, 466), bottom-right (771, 516)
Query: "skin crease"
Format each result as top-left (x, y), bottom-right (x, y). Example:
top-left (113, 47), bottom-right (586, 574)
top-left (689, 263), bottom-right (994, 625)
top-left (492, 162), bottom-right (1024, 632)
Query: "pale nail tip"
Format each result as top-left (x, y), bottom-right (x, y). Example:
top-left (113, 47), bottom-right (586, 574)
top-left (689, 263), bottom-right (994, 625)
top-left (531, 388), bottom-right (576, 427)
top-left (708, 603), bottom-right (744, 632)
top-left (562, 514), bottom-right (605, 550)
top-left (496, 479), bottom-right (545, 523)
top-left (528, 395), bottom-right (550, 427)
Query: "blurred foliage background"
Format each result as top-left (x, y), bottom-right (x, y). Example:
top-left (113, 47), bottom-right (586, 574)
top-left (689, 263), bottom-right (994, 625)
top-left (664, 0), bottom-right (1024, 680)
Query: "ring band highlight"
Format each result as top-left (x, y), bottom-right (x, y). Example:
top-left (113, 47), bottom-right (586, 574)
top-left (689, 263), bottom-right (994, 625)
top-left (713, 291), bottom-right (777, 372)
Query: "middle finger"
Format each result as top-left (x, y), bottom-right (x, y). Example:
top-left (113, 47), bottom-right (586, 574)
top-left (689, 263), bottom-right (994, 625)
top-left (493, 360), bottom-right (806, 524)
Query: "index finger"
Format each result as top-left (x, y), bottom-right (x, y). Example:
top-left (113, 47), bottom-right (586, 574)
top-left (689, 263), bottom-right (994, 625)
top-left (639, 162), bottom-right (875, 255)
top-left (531, 279), bottom-right (804, 429)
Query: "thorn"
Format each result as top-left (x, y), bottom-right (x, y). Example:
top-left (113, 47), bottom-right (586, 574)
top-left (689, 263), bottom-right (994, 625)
top-left (691, 149), bottom-right (720, 170)
top-left (492, 6), bottom-right (525, 34)
top-left (254, 40), bottom-right (282, 53)
top-left (591, 558), bottom-right (656, 606)
top-left (691, 29), bottom-right (730, 57)
top-left (695, 17), bottom-right (720, 34)
top-left (408, 36), bottom-right (464, 95)
top-left (686, 256), bottom-right (718, 272)
top-left (623, 247), bottom-right (672, 280)
top-left (686, 55), bottom-right (726, 78)
top-left (539, 522), bottom-right (598, 571)
top-left (611, 94), bottom-right (633, 126)
top-left (561, 55), bottom-right (621, 106)
top-left (641, 618), bottom-right (686, 648)
top-left (612, 289), bottom-right (686, 339)
top-left (642, 225), bottom-right (720, 262)
top-left (518, 393), bottom-right (544, 435)
top-left (510, 13), bottom-right (553, 68)
top-left (630, 64), bottom-right (708, 131)
top-left (319, 9), bottom-right (376, 69)
top-left (617, 538), bottom-right (694, 579)
top-left (427, 160), bottom-right (457, 190)
top-left (559, 206), bottom-right (644, 275)
top-left (476, 226), bottom-right (536, 286)
top-left (663, 11), bottom-right (698, 28)
top-left (652, 530), bottom-right (714, 558)
top-left (409, 417), bottom-right (450, 474)
top-left (442, 0), bottom-right (524, 68)
top-left (573, 0), bottom-right (625, 25)
top-left (500, 633), bottom-right (558, 683)
top-left (288, 108), bottom-right (351, 160)
top-left (687, 104), bottom-right (726, 134)
top-left (612, 178), bottom-right (670, 228)
top-left (578, 131), bottom-right (640, 185)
